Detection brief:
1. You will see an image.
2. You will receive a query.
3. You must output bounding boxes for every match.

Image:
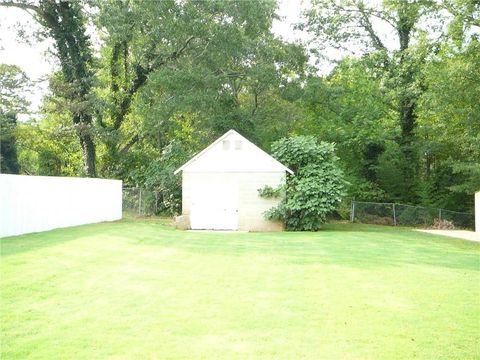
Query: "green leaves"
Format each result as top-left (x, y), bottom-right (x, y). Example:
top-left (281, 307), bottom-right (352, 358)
top-left (262, 136), bottom-right (346, 231)
top-left (0, 64), bottom-right (30, 115)
top-left (0, 65), bottom-right (30, 175)
top-left (258, 184), bottom-right (284, 199)
top-left (271, 135), bottom-right (338, 173)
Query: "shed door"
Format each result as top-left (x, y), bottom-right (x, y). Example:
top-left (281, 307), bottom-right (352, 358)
top-left (190, 177), bottom-right (238, 230)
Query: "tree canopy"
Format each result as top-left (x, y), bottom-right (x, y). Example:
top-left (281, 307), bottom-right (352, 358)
top-left (1, 0), bottom-right (478, 214)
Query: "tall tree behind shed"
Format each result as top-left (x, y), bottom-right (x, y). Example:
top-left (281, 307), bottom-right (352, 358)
top-left (302, 0), bottom-right (442, 202)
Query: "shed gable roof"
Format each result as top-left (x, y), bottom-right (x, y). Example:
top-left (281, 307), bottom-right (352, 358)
top-left (174, 130), bottom-right (293, 174)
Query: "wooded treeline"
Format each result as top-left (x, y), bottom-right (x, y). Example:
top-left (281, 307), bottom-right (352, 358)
top-left (0, 0), bottom-right (478, 214)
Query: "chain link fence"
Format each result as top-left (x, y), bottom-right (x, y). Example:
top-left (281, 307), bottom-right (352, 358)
top-left (350, 201), bottom-right (475, 230)
top-left (123, 188), bottom-right (160, 216)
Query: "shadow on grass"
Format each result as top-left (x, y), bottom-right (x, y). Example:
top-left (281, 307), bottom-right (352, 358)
top-left (126, 222), bottom-right (480, 272)
top-left (1, 220), bottom-right (479, 272)
top-left (0, 218), bottom-right (170, 257)
top-left (1, 223), bottom-right (104, 257)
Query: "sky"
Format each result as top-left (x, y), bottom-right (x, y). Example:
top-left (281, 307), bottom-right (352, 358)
top-left (0, 7), bottom-right (53, 113)
top-left (0, 0), bottom-right (324, 114)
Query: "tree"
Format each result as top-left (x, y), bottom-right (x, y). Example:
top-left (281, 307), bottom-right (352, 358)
top-left (297, 59), bottom-right (397, 201)
top-left (15, 111), bottom-right (84, 177)
top-left (95, 0), bottom-right (306, 176)
top-left (0, 113), bottom-right (20, 174)
top-left (1, 0), bottom-right (308, 182)
top-left (1, 0), bottom-right (97, 176)
top-left (302, 0), bottom-right (447, 201)
top-left (443, 0), bottom-right (480, 44)
top-left (260, 136), bottom-right (346, 231)
top-left (416, 39), bottom-right (480, 210)
top-left (0, 64), bottom-right (29, 174)
top-left (96, 0), bottom-right (307, 182)
top-left (94, 0), bottom-right (212, 176)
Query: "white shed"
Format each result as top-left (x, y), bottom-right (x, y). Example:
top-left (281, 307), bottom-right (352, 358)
top-left (174, 129), bottom-right (292, 231)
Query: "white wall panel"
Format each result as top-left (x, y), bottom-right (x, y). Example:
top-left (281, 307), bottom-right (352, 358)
top-left (0, 174), bottom-right (122, 238)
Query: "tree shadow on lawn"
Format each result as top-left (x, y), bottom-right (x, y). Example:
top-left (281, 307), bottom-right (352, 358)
top-left (112, 220), bottom-right (480, 272)
top-left (1, 220), bottom-right (478, 273)
top-left (0, 219), bottom-right (152, 257)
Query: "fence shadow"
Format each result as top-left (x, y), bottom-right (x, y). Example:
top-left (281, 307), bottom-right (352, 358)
top-left (0, 221), bottom-right (123, 257)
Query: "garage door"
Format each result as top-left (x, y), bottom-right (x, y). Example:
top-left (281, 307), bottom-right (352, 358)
top-left (190, 179), bottom-right (238, 230)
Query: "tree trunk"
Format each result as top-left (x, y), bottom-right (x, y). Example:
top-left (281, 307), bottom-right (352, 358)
top-left (396, 5), bottom-right (419, 201)
top-left (39, 0), bottom-right (97, 177)
top-left (398, 88), bottom-right (417, 199)
top-left (79, 132), bottom-right (96, 177)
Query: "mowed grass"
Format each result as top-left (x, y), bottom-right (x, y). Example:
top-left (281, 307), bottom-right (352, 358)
top-left (1, 220), bottom-right (479, 359)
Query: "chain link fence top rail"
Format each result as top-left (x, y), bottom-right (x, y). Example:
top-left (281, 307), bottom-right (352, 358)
top-left (350, 201), bottom-right (475, 230)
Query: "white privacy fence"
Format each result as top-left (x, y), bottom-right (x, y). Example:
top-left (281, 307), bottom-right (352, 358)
top-left (0, 174), bottom-right (122, 238)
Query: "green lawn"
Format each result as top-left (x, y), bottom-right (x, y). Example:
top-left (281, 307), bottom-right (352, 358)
top-left (1, 220), bottom-right (479, 359)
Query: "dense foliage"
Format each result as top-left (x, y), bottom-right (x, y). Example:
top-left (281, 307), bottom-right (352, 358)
top-left (260, 136), bottom-right (346, 231)
top-left (0, 64), bottom-right (29, 174)
top-left (0, 0), bottom-right (478, 215)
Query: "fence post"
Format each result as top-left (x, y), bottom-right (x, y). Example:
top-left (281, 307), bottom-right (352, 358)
top-left (393, 203), bottom-right (397, 226)
top-left (438, 208), bottom-right (442, 221)
top-left (138, 189), bottom-right (142, 215)
top-left (350, 201), bottom-right (355, 222)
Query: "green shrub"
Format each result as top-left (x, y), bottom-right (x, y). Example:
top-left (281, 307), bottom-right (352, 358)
top-left (260, 136), bottom-right (346, 231)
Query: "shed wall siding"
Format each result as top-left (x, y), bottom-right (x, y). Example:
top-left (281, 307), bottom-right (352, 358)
top-left (182, 171), bottom-right (284, 231)
top-left (237, 172), bottom-right (284, 231)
